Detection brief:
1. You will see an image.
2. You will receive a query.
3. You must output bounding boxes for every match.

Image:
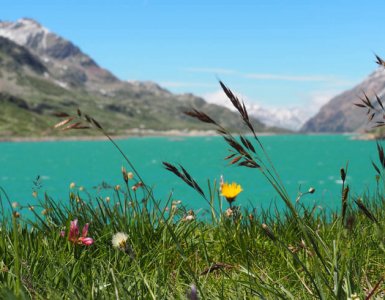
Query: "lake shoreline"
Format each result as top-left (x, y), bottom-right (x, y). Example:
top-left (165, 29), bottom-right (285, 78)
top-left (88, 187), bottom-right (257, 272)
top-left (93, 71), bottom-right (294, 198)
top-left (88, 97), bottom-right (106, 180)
top-left (0, 129), bottom-right (281, 142)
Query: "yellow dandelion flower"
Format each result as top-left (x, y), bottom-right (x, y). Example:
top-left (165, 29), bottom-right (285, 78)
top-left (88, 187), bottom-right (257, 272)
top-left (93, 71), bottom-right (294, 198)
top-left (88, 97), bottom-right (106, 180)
top-left (221, 182), bottom-right (243, 204)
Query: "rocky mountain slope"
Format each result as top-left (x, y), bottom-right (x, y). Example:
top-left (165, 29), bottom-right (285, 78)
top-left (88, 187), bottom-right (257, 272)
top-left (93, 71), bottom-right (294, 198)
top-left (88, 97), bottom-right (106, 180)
top-left (0, 18), bottom-right (269, 138)
top-left (301, 67), bottom-right (385, 132)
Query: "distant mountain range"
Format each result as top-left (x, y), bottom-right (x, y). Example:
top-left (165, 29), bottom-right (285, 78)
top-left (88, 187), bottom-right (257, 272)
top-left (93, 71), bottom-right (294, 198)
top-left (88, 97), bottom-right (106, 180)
top-left (3, 18), bottom-right (377, 136)
top-left (301, 67), bottom-right (385, 132)
top-left (0, 18), bottom-right (273, 138)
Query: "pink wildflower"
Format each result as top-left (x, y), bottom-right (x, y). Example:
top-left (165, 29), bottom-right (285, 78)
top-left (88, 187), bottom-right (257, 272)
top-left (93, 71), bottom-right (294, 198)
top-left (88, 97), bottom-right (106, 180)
top-left (66, 219), bottom-right (94, 246)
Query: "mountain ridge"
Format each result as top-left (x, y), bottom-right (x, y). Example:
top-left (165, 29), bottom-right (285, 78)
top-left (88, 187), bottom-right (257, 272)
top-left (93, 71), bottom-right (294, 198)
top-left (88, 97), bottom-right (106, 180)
top-left (0, 18), bottom-right (273, 137)
top-left (301, 67), bottom-right (385, 133)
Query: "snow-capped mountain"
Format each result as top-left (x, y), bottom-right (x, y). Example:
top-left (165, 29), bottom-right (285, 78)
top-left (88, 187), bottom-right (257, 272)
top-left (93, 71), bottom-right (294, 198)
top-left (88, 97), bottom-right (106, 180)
top-left (246, 104), bottom-right (306, 131)
top-left (203, 90), bottom-right (308, 130)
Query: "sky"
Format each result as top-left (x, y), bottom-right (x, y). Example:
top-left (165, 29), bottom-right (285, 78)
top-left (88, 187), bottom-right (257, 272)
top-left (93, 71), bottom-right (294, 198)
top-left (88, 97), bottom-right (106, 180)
top-left (2, 0), bottom-right (385, 116)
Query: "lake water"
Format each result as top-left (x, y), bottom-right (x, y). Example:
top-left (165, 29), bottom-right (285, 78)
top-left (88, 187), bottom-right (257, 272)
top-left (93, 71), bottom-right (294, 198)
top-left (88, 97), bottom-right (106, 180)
top-left (0, 134), bottom-right (380, 214)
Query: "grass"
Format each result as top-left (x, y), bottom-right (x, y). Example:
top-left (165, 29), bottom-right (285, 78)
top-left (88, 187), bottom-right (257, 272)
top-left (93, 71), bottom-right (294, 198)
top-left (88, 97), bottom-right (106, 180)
top-left (1, 59), bottom-right (385, 298)
top-left (1, 180), bottom-right (385, 299)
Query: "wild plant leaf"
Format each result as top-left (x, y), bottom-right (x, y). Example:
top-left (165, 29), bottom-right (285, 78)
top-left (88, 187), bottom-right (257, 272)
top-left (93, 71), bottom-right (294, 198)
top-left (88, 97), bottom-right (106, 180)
top-left (365, 276), bottom-right (384, 300)
top-left (91, 118), bottom-right (103, 130)
top-left (53, 118), bottom-right (74, 128)
top-left (240, 136), bottom-right (256, 153)
top-left (216, 128), bottom-right (227, 135)
top-left (72, 125), bottom-right (91, 130)
top-left (371, 161), bottom-right (381, 175)
top-left (200, 262), bottom-right (233, 276)
top-left (376, 142), bottom-right (385, 168)
top-left (376, 94), bottom-right (384, 110)
top-left (184, 109), bottom-right (216, 125)
top-left (375, 54), bottom-right (385, 67)
top-left (230, 156), bottom-right (242, 164)
top-left (355, 199), bottom-right (378, 223)
top-left (53, 112), bottom-right (70, 118)
top-left (354, 103), bottom-right (366, 108)
top-left (84, 114), bottom-right (92, 123)
top-left (62, 122), bottom-right (83, 131)
top-left (224, 153), bottom-right (236, 160)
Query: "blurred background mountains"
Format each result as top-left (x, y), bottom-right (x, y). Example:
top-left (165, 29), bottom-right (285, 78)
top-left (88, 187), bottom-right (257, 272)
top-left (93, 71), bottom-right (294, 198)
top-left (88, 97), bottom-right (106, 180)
top-left (0, 18), bottom-right (384, 138)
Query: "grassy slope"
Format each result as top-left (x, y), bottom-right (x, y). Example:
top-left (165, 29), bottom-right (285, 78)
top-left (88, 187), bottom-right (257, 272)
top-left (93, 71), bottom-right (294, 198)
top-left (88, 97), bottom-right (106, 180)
top-left (0, 36), bottom-right (270, 137)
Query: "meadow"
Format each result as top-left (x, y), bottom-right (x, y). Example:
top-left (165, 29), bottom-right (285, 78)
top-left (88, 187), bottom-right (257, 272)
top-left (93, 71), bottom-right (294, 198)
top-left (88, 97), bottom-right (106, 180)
top-left (1, 81), bottom-right (385, 299)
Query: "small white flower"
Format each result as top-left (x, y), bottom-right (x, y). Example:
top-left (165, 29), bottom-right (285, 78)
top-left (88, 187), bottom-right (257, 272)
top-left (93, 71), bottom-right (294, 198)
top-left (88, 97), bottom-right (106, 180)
top-left (225, 208), bottom-right (233, 217)
top-left (184, 215), bottom-right (195, 221)
top-left (11, 202), bottom-right (19, 209)
top-left (112, 232), bottom-right (129, 250)
top-left (348, 293), bottom-right (360, 300)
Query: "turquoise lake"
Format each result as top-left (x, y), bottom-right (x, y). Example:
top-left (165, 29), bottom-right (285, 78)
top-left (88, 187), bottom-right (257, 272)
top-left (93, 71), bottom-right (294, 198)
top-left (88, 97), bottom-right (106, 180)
top-left (0, 134), bottom-right (381, 214)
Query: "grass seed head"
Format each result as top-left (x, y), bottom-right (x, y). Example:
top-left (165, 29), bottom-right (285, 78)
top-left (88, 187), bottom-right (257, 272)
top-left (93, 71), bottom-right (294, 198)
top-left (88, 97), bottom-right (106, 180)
top-left (121, 166), bottom-right (129, 183)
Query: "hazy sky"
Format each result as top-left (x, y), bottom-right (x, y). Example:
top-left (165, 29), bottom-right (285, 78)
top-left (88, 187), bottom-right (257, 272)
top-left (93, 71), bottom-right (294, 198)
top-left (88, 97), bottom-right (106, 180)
top-left (2, 0), bottom-right (385, 112)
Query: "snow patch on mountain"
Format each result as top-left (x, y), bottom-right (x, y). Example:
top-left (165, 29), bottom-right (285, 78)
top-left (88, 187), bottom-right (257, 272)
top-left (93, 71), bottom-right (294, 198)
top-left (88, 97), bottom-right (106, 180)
top-left (0, 18), bottom-right (50, 49)
top-left (202, 89), bottom-right (309, 130)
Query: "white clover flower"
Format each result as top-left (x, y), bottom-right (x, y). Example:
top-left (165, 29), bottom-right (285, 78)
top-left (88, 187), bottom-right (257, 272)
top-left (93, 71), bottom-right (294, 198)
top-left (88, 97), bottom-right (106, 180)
top-left (112, 232), bottom-right (129, 250)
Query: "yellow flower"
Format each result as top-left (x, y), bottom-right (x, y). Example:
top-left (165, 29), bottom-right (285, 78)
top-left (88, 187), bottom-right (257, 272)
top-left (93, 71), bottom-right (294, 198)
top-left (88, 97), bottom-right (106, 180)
top-left (221, 182), bottom-right (243, 204)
